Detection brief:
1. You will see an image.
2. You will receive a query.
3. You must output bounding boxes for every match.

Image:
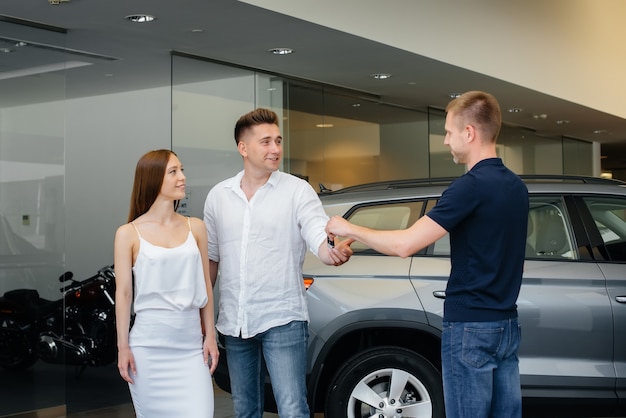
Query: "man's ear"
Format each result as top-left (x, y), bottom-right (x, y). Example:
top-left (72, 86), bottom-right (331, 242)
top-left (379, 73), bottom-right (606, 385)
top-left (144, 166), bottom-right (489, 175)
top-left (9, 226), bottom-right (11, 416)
top-left (465, 124), bottom-right (477, 142)
top-left (237, 140), bottom-right (247, 157)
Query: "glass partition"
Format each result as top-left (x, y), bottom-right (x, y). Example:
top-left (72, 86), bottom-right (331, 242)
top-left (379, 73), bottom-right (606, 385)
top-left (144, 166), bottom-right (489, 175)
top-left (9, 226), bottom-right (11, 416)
top-left (171, 54), bottom-right (277, 218)
top-left (563, 137), bottom-right (593, 176)
top-left (0, 19), bottom-right (67, 416)
top-left (499, 125), bottom-right (564, 175)
top-left (428, 108), bottom-right (465, 178)
top-left (171, 55), bottom-right (597, 211)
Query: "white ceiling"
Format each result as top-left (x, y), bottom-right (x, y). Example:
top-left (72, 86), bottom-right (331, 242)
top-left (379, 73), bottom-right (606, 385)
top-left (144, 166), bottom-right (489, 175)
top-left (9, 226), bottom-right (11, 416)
top-left (1, 0), bottom-right (625, 171)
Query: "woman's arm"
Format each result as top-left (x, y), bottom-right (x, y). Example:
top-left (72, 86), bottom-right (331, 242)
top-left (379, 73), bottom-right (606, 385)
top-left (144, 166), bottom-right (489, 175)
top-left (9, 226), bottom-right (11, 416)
top-left (113, 224), bottom-right (137, 383)
top-left (191, 217), bottom-right (219, 375)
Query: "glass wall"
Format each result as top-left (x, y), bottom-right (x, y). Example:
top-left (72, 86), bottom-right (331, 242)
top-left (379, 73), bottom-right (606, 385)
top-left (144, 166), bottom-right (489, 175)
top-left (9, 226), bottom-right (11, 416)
top-left (171, 54), bottom-right (283, 217)
top-left (171, 54), bottom-right (595, 210)
top-left (0, 20), bottom-right (67, 416)
top-left (563, 137), bottom-right (594, 176)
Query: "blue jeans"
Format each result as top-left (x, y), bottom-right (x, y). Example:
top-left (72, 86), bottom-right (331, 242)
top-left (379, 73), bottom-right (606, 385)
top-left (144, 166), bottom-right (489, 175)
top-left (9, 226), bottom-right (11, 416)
top-left (441, 318), bottom-right (522, 418)
top-left (224, 321), bottom-right (310, 418)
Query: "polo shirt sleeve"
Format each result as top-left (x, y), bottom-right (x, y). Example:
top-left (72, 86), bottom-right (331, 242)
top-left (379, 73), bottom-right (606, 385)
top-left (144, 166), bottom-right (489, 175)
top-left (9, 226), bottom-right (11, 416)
top-left (427, 176), bottom-right (478, 232)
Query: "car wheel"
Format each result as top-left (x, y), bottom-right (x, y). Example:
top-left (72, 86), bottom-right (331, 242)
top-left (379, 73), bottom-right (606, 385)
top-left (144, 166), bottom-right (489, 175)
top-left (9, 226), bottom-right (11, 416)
top-left (325, 346), bottom-right (444, 418)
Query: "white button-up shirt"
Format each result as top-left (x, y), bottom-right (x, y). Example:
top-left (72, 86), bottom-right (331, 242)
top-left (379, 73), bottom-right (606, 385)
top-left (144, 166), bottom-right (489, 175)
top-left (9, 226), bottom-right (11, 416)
top-left (204, 170), bottom-right (328, 338)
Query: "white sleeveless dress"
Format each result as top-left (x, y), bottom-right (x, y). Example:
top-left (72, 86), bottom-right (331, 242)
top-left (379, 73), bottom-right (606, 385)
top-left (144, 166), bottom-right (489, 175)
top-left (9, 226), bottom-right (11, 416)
top-left (128, 218), bottom-right (214, 418)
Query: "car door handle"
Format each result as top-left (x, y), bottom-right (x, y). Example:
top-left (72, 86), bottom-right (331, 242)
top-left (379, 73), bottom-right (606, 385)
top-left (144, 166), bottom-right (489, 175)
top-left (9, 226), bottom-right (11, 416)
top-left (433, 290), bottom-right (446, 299)
top-left (616, 296), bottom-right (626, 304)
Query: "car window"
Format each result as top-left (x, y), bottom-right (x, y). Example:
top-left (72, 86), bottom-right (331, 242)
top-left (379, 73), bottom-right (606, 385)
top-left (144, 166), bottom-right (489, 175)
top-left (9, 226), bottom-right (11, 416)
top-left (581, 196), bottom-right (626, 262)
top-left (344, 196), bottom-right (579, 260)
top-left (433, 196), bottom-right (578, 259)
top-left (527, 197), bottom-right (576, 260)
top-left (346, 201), bottom-right (424, 254)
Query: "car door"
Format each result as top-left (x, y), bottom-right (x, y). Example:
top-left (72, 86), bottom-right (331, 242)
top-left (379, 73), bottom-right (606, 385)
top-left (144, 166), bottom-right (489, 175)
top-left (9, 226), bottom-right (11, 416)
top-left (411, 194), bottom-right (616, 400)
top-left (576, 195), bottom-right (626, 401)
top-left (519, 195), bottom-right (615, 399)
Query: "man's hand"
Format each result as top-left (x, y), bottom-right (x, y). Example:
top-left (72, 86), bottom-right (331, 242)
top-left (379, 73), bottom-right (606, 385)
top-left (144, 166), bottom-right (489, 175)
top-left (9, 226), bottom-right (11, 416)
top-left (329, 236), bottom-right (355, 264)
top-left (326, 216), bottom-right (354, 240)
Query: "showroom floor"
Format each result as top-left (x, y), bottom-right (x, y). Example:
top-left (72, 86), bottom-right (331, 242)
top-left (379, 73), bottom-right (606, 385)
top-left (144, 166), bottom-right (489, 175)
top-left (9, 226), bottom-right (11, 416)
top-left (68, 383), bottom-right (280, 418)
top-left (0, 362), bottom-right (622, 418)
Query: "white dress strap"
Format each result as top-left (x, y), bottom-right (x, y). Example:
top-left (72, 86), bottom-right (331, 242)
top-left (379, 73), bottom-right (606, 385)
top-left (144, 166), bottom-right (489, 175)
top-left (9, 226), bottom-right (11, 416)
top-left (130, 221), bottom-right (143, 239)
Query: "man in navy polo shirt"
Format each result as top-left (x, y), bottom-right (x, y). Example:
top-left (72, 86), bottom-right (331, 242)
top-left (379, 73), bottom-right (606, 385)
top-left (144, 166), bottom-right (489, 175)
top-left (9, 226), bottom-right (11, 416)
top-left (326, 91), bottom-right (529, 418)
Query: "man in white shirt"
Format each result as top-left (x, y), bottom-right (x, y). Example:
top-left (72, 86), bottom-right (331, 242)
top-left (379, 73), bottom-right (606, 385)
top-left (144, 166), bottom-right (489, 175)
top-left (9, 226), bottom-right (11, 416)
top-left (204, 108), bottom-right (353, 418)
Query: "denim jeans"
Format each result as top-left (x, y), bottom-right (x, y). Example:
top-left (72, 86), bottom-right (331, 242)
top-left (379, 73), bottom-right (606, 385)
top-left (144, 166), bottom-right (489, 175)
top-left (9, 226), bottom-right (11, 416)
top-left (441, 318), bottom-right (522, 418)
top-left (224, 320), bottom-right (310, 418)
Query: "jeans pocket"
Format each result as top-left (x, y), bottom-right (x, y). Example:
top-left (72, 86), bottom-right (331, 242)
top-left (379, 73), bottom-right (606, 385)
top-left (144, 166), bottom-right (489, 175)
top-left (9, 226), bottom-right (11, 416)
top-left (461, 326), bottom-right (504, 368)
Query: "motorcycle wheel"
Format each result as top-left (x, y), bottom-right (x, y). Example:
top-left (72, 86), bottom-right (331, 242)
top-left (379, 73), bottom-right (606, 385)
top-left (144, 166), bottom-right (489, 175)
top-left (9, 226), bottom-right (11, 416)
top-left (0, 319), bottom-right (38, 371)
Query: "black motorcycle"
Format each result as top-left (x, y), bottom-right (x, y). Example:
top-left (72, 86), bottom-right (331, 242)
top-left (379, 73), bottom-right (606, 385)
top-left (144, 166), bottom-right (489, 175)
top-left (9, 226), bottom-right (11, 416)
top-left (0, 265), bottom-right (117, 374)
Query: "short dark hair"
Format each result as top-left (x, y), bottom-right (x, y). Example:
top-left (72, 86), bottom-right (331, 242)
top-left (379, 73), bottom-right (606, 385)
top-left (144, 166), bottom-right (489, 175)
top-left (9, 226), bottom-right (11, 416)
top-left (234, 108), bottom-right (279, 145)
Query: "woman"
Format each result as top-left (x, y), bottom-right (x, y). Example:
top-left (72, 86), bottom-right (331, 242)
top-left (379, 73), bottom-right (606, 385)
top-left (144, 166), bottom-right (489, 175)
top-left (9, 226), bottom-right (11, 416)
top-left (114, 149), bottom-right (218, 418)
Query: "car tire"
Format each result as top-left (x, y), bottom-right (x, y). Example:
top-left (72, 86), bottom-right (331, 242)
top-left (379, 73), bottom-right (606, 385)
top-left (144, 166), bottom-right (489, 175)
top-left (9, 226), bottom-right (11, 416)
top-left (325, 346), bottom-right (444, 418)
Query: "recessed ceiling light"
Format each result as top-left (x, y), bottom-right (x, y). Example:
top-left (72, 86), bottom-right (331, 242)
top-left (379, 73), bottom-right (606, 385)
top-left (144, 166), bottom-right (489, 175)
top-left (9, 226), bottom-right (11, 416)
top-left (449, 93), bottom-right (461, 98)
top-left (125, 14), bottom-right (156, 23)
top-left (191, 29), bottom-right (204, 33)
top-left (268, 47), bottom-right (293, 55)
top-left (556, 120), bottom-right (569, 124)
top-left (593, 129), bottom-right (608, 134)
top-left (316, 124), bottom-right (334, 128)
top-left (508, 107), bottom-right (524, 113)
top-left (352, 103), bottom-right (361, 107)
top-left (0, 48), bottom-right (13, 53)
top-left (371, 73), bottom-right (392, 80)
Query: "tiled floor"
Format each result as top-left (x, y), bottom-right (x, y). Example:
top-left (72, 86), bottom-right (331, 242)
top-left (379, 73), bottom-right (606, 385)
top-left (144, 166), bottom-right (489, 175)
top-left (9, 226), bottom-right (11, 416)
top-left (67, 382), bottom-right (279, 418)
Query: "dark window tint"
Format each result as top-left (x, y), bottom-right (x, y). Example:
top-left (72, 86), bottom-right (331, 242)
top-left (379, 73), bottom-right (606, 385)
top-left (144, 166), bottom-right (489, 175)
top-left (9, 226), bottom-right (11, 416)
top-left (581, 196), bottom-right (626, 262)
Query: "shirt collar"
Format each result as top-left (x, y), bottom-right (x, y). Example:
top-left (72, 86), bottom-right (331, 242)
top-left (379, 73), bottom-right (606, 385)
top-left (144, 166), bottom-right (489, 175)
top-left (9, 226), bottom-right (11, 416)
top-left (224, 169), bottom-right (281, 190)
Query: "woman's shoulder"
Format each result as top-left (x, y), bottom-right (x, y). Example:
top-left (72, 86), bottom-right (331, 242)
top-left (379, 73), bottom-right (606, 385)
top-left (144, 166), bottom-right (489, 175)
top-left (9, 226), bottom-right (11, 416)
top-left (186, 216), bottom-right (207, 236)
top-left (115, 222), bottom-right (134, 235)
top-left (114, 222), bottom-right (138, 246)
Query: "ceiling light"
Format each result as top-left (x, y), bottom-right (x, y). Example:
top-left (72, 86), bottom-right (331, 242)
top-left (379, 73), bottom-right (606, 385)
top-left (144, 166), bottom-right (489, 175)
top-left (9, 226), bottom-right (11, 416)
top-left (508, 107), bottom-right (524, 113)
top-left (0, 48), bottom-right (13, 53)
top-left (316, 124), bottom-right (333, 128)
top-left (556, 120), bottom-right (569, 124)
top-left (593, 129), bottom-right (608, 134)
top-left (449, 93), bottom-right (461, 98)
top-left (125, 14), bottom-right (156, 23)
top-left (352, 103), bottom-right (361, 107)
top-left (371, 73), bottom-right (392, 80)
top-left (191, 29), bottom-right (204, 33)
top-left (268, 47), bottom-right (293, 55)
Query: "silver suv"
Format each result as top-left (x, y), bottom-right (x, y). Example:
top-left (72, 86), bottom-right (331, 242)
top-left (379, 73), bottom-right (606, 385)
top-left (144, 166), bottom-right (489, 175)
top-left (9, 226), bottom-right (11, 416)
top-left (214, 175), bottom-right (626, 418)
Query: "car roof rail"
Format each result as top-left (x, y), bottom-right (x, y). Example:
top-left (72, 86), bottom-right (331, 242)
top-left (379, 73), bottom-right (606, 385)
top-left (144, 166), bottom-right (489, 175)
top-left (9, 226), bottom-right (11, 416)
top-left (519, 174), bottom-right (626, 185)
top-left (319, 177), bottom-right (458, 194)
top-left (319, 174), bottom-right (626, 194)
